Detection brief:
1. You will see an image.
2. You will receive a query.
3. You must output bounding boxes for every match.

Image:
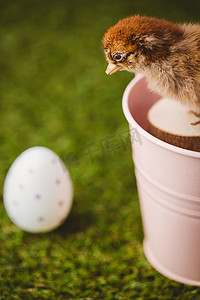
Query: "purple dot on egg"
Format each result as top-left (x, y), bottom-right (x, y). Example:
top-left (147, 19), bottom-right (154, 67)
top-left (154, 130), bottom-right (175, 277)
top-left (51, 158), bottom-right (57, 164)
top-left (58, 200), bottom-right (64, 207)
top-left (35, 194), bottom-right (41, 200)
top-left (28, 168), bottom-right (34, 174)
top-left (38, 217), bottom-right (44, 222)
top-left (55, 178), bottom-right (61, 185)
top-left (13, 201), bottom-right (18, 206)
top-left (19, 184), bottom-right (24, 190)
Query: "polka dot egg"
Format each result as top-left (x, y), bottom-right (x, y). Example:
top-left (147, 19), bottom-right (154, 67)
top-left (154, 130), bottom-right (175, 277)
top-left (3, 146), bottom-right (73, 233)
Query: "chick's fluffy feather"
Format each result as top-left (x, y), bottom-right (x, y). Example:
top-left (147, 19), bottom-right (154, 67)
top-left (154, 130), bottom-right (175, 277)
top-left (103, 16), bottom-right (200, 112)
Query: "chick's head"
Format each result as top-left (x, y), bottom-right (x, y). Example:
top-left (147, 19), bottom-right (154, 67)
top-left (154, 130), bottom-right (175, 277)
top-left (103, 17), bottom-right (141, 74)
top-left (103, 15), bottom-right (184, 75)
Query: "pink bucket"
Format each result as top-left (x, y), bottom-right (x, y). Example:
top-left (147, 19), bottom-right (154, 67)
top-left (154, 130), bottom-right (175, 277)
top-left (122, 73), bottom-right (200, 286)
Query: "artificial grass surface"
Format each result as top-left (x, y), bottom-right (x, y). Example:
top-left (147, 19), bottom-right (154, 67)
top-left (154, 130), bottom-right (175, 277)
top-left (0, 0), bottom-right (200, 299)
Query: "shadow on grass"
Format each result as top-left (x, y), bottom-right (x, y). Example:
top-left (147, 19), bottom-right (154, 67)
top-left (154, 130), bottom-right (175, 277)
top-left (56, 206), bottom-right (97, 237)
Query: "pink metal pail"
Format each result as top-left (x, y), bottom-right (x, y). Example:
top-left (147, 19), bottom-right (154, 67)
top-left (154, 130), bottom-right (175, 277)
top-left (122, 73), bottom-right (200, 286)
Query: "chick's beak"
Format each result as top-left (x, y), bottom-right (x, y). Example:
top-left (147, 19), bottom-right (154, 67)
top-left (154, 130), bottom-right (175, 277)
top-left (105, 63), bottom-right (122, 75)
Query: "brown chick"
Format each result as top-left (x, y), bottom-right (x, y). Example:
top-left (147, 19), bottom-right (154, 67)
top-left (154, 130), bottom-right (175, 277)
top-left (103, 15), bottom-right (200, 116)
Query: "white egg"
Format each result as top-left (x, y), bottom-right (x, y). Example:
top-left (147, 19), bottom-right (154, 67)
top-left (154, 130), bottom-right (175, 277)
top-left (3, 146), bottom-right (73, 233)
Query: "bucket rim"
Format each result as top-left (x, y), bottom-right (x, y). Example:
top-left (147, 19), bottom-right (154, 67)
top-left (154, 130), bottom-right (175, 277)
top-left (122, 73), bottom-right (200, 159)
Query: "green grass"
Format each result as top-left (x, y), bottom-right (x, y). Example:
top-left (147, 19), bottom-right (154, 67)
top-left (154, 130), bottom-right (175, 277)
top-left (0, 0), bottom-right (200, 299)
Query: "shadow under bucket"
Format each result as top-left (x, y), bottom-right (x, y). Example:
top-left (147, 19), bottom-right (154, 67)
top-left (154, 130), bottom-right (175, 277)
top-left (122, 73), bottom-right (200, 286)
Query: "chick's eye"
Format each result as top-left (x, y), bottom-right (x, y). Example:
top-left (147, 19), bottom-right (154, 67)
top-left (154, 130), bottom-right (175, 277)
top-left (113, 53), bottom-right (122, 61)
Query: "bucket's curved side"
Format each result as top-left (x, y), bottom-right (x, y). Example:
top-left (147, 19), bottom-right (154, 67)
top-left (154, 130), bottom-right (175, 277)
top-left (122, 74), bottom-right (200, 286)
